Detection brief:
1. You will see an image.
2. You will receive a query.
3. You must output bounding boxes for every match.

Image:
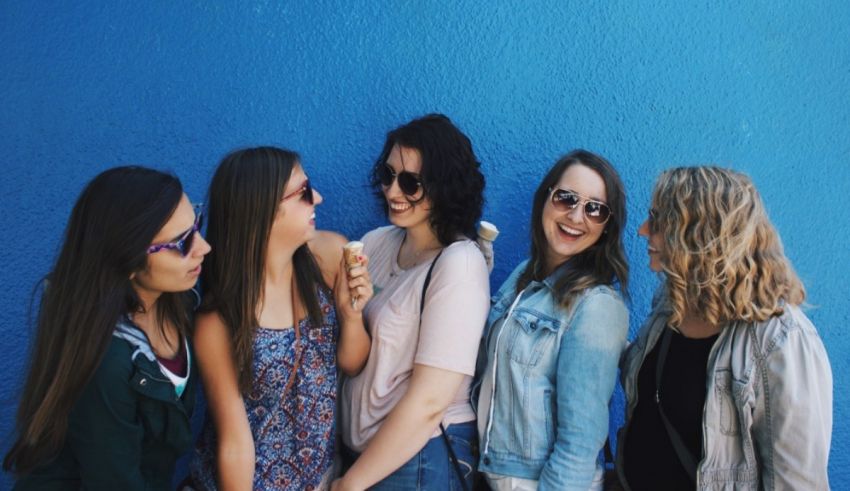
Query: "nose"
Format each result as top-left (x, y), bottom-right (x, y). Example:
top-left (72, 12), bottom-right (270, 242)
top-left (383, 176), bottom-right (402, 199)
top-left (637, 220), bottom-right (649, 238)
top-left (193, 233), bottom-right (212, 257)
top-left (566, 202), bottom-right (585, 222)
top-left (312, 188), bottom-right (323, 206)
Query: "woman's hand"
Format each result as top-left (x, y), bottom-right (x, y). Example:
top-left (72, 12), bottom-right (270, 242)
top-left (334, 253), bottom-right (372, 376)
top-left (334, 254), bottom-right (372, 321)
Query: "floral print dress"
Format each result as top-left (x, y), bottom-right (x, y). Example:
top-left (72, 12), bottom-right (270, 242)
top-left (191, 287), bottom-right (338, 490)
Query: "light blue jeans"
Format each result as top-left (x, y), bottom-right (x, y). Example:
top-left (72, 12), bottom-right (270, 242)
top-left (342, 421), bottom-right (477, 491)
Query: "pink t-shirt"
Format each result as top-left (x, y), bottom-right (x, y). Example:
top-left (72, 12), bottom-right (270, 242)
top-left (341, 226), bottom-right (490, 452)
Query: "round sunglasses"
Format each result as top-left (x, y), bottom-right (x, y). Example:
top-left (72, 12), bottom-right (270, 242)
top-left (377, 164), bottom-right (423, 196)
top-left (147, 209), bottom-right (204, 257)
top-left (549, 188), bottom-right (612, 224)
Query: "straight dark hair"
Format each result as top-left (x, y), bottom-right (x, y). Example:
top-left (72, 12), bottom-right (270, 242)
top-left (201, 147), bottom-right (325, 394)
top-left (4, 166), bottom-right (189, 475)
top-left (370, 113), bottom-right (485, 245)
top-left (518, 150), bottom-right (629, 308)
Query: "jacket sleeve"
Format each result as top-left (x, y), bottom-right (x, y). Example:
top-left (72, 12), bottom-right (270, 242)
top-left (66, 342), bottom-right (147, 491)
top-left (753, 322), bottom-right (832, 490)
top-left (539, 290), bottom-right (629, 491)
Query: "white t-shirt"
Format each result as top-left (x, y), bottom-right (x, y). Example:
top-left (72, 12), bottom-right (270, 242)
top-left (341, 226), bottom-right (490, 452)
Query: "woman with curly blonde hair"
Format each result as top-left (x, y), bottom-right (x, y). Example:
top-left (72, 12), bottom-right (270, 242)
top-left (615, 166), bottom-right (832, 490)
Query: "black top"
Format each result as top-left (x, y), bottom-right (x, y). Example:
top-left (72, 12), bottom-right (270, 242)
top-left (623, 328), bottom-right (719, 491)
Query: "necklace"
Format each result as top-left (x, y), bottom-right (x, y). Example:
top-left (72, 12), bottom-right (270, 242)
top-left (394, 235), bottom-right (442, 273)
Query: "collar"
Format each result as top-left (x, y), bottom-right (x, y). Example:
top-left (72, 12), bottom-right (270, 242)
top-left (113, 315), bottom-right (157, 363)
top-left (541, 258), bottom-right (576, 290)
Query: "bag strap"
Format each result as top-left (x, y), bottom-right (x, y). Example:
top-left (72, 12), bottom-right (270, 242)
top-left (655, 328), bottom-right (698, 482)
top-left (419, 249), bottom-right (469, 491)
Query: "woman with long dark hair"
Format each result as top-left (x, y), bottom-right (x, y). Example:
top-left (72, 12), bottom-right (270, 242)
top-left (4, 166), bottom-right (210, 490)
top-left (616, 166), bottom-right (832, 490)
top-left (335, 114), bottom-right (489, 491)
top-left (474, 150), bottom-right (629, 490)
top-left (189, 147), bottom-right (371, 490)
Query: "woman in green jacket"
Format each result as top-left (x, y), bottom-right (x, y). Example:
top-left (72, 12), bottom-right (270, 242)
top-left (4, 166), bottom-right (211, 490)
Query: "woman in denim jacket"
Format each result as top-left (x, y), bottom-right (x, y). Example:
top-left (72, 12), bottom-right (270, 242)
top-left (616, 166), bottom-right (832, 490)
top-left (474, 150), bottom-right (629, 490)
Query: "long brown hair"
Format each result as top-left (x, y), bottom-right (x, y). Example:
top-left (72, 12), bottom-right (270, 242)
top-left (518, 150), bottom-right (629, 308)
top-left (4, 167), bottom-right (190, 475)
top-left (201, 147), bottom-right (325, 394)
top-left (650, 166), bottom-right (805, 327)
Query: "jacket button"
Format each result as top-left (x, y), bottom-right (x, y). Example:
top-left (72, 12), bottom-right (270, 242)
top-left (483, 457), bottom-right (490, 465)
top-left (139, 378), bottom-right (147, 386)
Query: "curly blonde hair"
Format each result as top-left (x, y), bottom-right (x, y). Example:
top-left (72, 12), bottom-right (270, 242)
top-left (651, 166), bottom-right (805, 327)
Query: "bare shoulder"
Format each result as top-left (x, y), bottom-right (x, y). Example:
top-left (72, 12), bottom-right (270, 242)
top-left (193, 310), bottom-right (232, 354)
top-left (308, 230), bottom-right (348, 284)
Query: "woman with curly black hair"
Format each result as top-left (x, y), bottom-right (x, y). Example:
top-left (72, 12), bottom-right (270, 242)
top-left (334, 114), bottom-right (489, 491)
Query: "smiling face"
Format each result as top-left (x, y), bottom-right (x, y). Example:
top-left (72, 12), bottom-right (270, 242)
top-left (271, 163), bottom-right (323, 250)
top-left (132, 194), bottom-right (211, 305)
top-left (382, 144), bottom-right (432, 233)
top-left (541, 163), bottom-right (608, 272)
top-left (638, 209), bottom-right (665, 272)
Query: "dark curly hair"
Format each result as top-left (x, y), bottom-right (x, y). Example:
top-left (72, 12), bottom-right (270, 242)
top-left (370, 113), bottom-right (485, 245)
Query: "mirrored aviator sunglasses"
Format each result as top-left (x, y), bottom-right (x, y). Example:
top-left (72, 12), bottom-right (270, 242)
top-left (146, 209), bottom-right (204, 257)
top-left (377, 164), bottom-right (422, 196)
top-left (550, 189), bottom-right (612, 224)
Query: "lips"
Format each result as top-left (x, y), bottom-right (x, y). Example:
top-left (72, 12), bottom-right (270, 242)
top-left (388, 201), bottom-right (412, 213)
top-left (557, 222), bottom-right (585, 239)
top-left (188, 264), bottom-right (202, 276)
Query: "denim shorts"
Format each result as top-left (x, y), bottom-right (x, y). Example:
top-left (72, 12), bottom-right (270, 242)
top-left (341, 421), bottom-right (477, 491)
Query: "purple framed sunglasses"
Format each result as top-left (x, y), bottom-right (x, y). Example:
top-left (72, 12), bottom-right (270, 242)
top-left (146, 206), bottom-right (204, 257)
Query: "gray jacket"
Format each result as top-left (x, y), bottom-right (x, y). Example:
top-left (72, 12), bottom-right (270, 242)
top-left (616, 291), bottom-right (832, 490)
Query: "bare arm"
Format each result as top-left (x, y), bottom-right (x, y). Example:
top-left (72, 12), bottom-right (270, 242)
top-left (334, 364), bottom-right (466, 491)
top-left (194, 312), bottom-right (255, 491)
top-left (309, 230), bottom-right (371, 376)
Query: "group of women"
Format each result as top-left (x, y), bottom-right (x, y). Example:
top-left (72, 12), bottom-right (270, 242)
top-left (3, 113), bottom-right (832, 491)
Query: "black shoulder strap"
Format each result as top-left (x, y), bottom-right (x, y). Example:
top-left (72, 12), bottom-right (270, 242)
top-left (418, 249), bottom-right (469, 491)
top-left (655, 328), bottom-right (698, 482)
top-left (419, 249), bottom-right (444, 316)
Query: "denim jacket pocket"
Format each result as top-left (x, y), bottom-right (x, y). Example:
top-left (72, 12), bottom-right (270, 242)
top-left (507, 311), bottom-right (559, 367)
top-left (714, 369), bottom-right (741, 436)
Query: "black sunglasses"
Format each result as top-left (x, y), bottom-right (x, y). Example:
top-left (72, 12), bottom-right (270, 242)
top-left (549, 188), bottom-right (612, 224)
top-left (377, 164), bottom-right (423, 196)
top-left (281, 179), bottom-right (314, 205)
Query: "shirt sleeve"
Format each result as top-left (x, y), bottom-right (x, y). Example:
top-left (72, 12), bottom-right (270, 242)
top-left (66, 342), bottom-right (146, 490)
top-left (539, 289), bottom-right (629, 491)
top-left (753, 316), bottom-right (832, 490)
top-left (414, 241), bottom-right (490, 376)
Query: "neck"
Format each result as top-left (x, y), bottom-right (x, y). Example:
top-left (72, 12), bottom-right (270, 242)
top-left (677, 312), bottom-right (722, 339)
top-left (133, 286), bottom-right (161, 316)
top-left (265, 248), bottom-right (295, 287)
top-left (403, 222), bottom-right (441, 253)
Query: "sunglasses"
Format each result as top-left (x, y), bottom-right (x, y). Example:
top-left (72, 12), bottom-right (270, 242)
top-left (147, 208), bottom-right (204, 257)
top-left (377, 164), bottom-right (423, 196)
top-left (549, 188), bottom-right (612, 224)
top-left (281, 179), bottom-right (314, 205)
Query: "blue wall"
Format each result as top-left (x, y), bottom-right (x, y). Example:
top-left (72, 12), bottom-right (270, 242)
top-left (2, 1), bottom-right (848, 486)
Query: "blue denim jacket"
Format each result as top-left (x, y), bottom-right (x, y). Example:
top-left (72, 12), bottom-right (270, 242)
top-left (473, 260), bottom-right (628, 490)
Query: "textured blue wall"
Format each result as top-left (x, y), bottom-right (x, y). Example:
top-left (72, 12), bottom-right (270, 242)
top-left (2, 1), bottom-right (848, 486)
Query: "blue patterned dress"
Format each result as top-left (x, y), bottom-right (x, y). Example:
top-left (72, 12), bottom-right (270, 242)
top-left (191, 287), bottom-right (338, 490)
